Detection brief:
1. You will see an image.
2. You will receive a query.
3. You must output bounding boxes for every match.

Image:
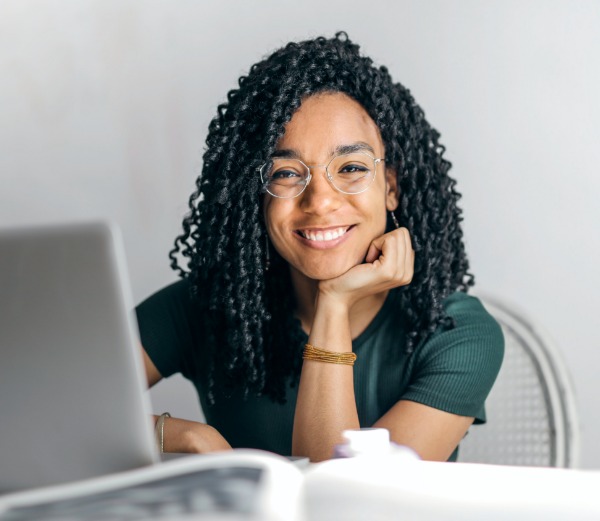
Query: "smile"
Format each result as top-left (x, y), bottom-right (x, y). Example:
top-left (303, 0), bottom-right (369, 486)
top-left (297, 226), bottom-right (351, 242)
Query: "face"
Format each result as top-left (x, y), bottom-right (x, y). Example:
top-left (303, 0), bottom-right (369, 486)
top-left (263, 92), bottom-right (399, 281)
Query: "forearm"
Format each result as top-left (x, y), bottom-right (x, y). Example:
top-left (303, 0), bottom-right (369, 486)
top-left (153, 415), bottom-right (232, 454)
top-left (292, 294), bottom-right (359, 461)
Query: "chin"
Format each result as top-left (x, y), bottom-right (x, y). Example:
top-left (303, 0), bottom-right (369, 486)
top-left (306, 269), bottom-right (346, 281)
top-left (296, 260), bottom-right (359, 281)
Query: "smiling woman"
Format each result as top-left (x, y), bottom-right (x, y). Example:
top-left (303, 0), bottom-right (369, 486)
top-left (135, 33), bottom-right (504, 462)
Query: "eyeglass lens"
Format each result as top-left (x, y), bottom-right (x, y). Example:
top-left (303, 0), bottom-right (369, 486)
top-left (262, 153), bottom-right (376, 198)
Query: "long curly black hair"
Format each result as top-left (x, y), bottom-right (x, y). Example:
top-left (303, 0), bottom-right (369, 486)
top-left (169, 32), bottom-right (473, 403)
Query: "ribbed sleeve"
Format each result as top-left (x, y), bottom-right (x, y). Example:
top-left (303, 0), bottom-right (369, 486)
top-left (401, 292), bottom-right (505, 423)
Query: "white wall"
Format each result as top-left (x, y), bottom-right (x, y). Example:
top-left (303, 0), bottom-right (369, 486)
top-left (2, 0), bottom-right (599, 466)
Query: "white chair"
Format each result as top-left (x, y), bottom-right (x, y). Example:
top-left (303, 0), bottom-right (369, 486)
top-left (458, 295), bottom-right (580, 467)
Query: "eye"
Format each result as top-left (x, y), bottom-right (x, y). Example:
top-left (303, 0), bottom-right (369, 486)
top-left (270, 169), bottom-right (301, 180)
top-left (338, 164), bottom-right (369, 174)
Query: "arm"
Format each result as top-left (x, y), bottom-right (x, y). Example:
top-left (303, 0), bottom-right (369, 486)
top-left (373, 401), bottom-right (474, 462)
top-left (142, 347), bottom-right (232, 453)
top-left (292, 228), bottom-right (474, 462)
top-left (292, 294), bottom-right (359, 461)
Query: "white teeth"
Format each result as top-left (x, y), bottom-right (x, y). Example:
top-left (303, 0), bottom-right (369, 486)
top-left (300, 227), bottom-right (349, 242)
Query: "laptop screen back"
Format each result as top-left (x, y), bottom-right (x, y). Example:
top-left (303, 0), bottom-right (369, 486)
top-left (0, 222), bottom-right (158, 493)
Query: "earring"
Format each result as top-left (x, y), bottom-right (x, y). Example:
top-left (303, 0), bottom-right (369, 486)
top-left (265, 234), bottom-right (271, 272)
top-left (390, 210), bottom-right (400, 229)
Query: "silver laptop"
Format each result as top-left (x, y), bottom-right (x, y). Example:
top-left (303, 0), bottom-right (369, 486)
top-left (0, 222), bottom-right (159, 493)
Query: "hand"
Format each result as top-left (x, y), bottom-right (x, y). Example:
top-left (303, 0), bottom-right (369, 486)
top-left (318, 227), bottom-right (414, 309)
top-left (158, 416), bottom-right (232, 454)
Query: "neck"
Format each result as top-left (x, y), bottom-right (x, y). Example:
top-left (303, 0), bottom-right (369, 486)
top-left (289, 266), bottom-right (389, 340)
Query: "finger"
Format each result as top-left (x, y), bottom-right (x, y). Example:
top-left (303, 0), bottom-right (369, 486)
top-left (365, 240), bottom-right (383, 264)
top-left (365, 231), bottom-right (394, 265)
top-left (366, 228), bottom-right (399, 264)
top-left (372, 231), bottom-right (402, 276)
top-left (384, 228), bottom-right (408, 281)
top-left (400, 228), bottom-right (414, 284)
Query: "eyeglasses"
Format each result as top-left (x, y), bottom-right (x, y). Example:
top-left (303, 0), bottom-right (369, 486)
top-left (259, 152), bottom-right (384, 199)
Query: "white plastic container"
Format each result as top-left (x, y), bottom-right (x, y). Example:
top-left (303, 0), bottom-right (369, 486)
top-left (332, 428), bottom-right (420, 460)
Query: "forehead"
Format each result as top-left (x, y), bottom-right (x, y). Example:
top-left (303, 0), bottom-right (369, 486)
top-left (276, 92), bottom-right (384, 159)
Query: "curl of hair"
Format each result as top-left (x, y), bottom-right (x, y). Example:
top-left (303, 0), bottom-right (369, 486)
top-left (169, 32), bottom-right (474, 403)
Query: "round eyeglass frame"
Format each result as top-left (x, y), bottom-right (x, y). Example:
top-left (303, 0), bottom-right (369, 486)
top-left (258, 152), bottom-right (385, 199)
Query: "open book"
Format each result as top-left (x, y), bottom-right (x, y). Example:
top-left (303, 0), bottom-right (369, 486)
top-left (0, 450), bottom-right (305, 521)
top-left (2, 448), bottom-right (600, 521)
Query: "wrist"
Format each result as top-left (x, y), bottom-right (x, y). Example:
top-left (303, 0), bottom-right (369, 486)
top-left (309, 291), bottom-right (352, 354)
top-left (183, 424), bottom-right (232, 453)
top-left (316, 285), bottom-right (352, 314)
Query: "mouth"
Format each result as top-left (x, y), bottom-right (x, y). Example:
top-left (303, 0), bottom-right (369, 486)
top-left (294, 225), bottom-right (355, 248)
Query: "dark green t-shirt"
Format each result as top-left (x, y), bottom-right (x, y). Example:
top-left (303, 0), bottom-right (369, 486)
top-left (136, 280), bottom-right (504, 461)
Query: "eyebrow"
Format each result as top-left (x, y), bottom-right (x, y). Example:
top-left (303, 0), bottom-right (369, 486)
top-left (272, 141), bottom-right (376, 160)
top-left (334, 142), bottom-right (376, 156)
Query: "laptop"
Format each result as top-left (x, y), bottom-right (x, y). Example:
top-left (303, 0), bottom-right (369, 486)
top-left (0, 222), bottom-right (306, 521)
top-left (0, 222), bottom-right (159, 493)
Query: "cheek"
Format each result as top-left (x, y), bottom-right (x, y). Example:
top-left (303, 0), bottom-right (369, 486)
top-left (355, 193), bottom-right (388, 235)
top-left (263, 198), bottom-right (275, 229)
top-left (263, 200), bottom-right (291, 249)
top-left (263, 197), bottom-right (279, 234)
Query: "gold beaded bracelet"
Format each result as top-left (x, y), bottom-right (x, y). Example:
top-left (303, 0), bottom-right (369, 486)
top-left (303, 343), bottom-right (357, 366)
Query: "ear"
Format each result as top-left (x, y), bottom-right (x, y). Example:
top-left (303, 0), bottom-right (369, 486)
top-left (384, 168), bottom-right (399, 211)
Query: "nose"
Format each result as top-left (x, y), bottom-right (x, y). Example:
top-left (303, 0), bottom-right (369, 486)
top-left (298, 165), bottom-right (343, 215)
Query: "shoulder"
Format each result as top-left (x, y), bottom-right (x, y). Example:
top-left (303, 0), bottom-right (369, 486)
top-left (417, 291), bottom-right (505, 376)
top-left (135, 278), bottom-right (205, 378)
top-left (136, 278), bottom-right (199, 318)
top-left (443, 292), bottom-right (504, 340)
top-left (404, 292), bottom-right (505, 421)
top-left (135, 277), bottom-right (205, 345)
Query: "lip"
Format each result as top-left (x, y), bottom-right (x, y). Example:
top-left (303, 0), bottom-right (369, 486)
top-left (293, 224), bottom-right (355, 250)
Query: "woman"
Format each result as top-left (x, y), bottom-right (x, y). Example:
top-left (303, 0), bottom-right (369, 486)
top-left (136, 33), bottom-right (504, 462)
